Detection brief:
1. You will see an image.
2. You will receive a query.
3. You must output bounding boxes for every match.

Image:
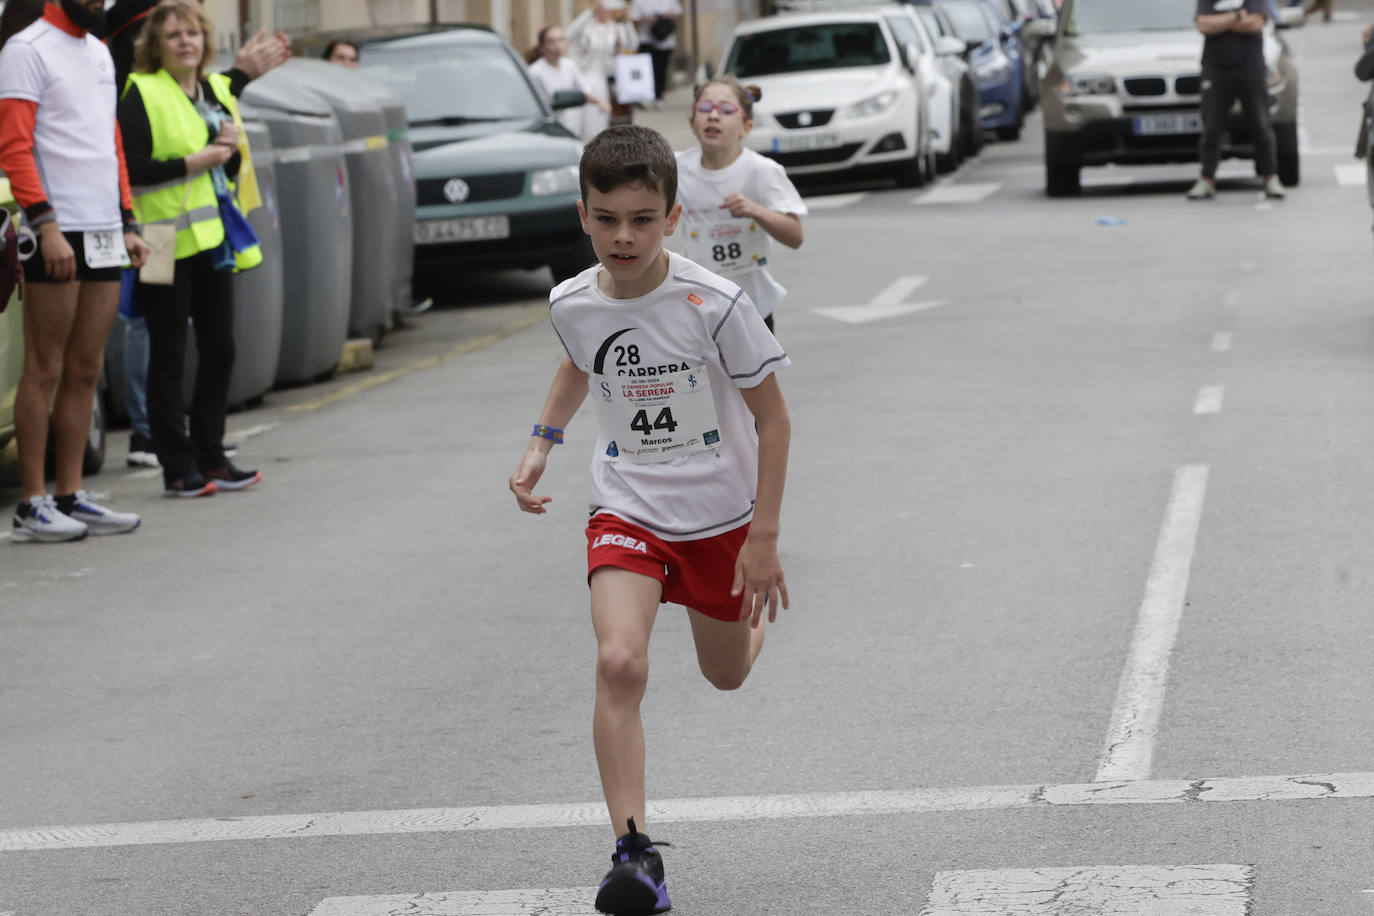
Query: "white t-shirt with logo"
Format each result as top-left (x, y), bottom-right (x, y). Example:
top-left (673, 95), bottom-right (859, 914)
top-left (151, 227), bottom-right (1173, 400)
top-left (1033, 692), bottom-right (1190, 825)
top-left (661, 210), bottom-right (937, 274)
top-left (0, 18), bottom-right (121, 232)
top-left (550, 251), bottom-right (790, 541)
top-left (674, 147), bottom-right (806, 319)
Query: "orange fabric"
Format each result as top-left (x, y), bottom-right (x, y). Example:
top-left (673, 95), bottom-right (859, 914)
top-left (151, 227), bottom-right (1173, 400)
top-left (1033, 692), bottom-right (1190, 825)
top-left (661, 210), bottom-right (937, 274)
top-left (0, 99), bottom-right (46, 211)
top-left (42, 3), bottom-right (84, 37)
top-left (114, 120), bottom-right (132, 211)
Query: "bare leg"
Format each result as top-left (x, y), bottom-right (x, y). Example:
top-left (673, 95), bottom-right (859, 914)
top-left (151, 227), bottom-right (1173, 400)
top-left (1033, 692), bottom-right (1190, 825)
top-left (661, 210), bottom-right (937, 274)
top-left (14, 282), bottom-right (80, 500)
top-left (51, 281), bottom-right (119, 496)
top-left (687, 608), bottom-right (766, 692)
top-left (590, 567), bottom-right (662, 836)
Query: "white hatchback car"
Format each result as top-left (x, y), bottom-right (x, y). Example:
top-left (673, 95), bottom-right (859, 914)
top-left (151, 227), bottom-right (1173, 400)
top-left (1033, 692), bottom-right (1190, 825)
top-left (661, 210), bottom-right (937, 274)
top-left (721, 9), bottom-right (938, 186)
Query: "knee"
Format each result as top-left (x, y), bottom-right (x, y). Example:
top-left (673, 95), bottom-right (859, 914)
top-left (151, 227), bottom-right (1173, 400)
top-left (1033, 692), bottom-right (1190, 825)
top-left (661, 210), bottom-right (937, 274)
top-left (597, 645), bottom-right (649, 695)
top-left (60, 357), bottom-right (102, 391)
top-left (700, 662), bottom-right (750, 692)
top-left (21, 353), bottom-right (63, 389)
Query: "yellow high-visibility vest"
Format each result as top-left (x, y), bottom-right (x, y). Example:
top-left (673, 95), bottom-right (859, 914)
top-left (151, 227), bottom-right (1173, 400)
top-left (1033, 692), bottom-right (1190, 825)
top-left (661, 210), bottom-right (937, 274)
top-left (125, 70), bottom-right (262, 271)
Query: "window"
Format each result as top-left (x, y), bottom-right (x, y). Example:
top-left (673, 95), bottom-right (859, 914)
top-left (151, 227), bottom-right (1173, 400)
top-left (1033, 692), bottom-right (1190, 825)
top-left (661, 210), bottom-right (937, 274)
top-left (359, 42), bottom-right (545, 125)
top-left (886, 14), bottom-right (930, 56)
top-left (1067, 0), bottom-right (1198, 34)
top-left (726, 23), bottom-right (892, 78)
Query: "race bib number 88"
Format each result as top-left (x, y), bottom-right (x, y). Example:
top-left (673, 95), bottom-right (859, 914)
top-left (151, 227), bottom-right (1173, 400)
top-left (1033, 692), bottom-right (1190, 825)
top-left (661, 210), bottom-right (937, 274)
top-left (595, 366), bottom-right (722, 463)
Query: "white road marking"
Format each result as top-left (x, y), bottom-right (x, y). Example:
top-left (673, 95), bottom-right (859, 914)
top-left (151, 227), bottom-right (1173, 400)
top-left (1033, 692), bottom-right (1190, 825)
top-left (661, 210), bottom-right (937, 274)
top-left (914, 182), bottom-right (1000, 205)
top-left (124, 468), bottom-right (161, 481)
top-left (803, 192), bottom-right (869, 210)
top-left (1080, 173), bottom-right (1135, 188)
top-left (1096, 464), bottom-right (1210, 783)
top-left (1332, 10), bottom-right (1361, 21)
top-left (811, 275), bottom-right (951, 324)
top-left (309, 888), bottom-right (598, 916)
top-left (1303, 144), bottom-right (1358, 157)
top-left (1193, 386), bottom-right (1225, 415)
top-left (3, 770), bottom-right (1370, 853)
top-left (919, 864), bottom-right (1253, 916)
top-left (1333, 163), bottom-right (1366, 187)
top-left (1299, 124), bottom-right (1314, 152)
top-left (1255, 201), bottom-right (1274, 212)
top-left (226, 422), bottom-right (279, 441)
top-left (1211, 333), bottom-right (1232, 353)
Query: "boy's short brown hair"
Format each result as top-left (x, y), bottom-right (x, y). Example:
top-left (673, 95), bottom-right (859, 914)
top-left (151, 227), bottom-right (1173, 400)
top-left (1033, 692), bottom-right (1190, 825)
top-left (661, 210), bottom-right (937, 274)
top-left (579, 125), bottom-right (677, 212)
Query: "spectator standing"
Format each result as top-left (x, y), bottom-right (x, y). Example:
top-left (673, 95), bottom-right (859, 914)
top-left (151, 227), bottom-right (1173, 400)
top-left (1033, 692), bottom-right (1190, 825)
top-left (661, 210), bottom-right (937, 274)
top-left (566, 0), bottom-right (639, 132)
top-left (630, 0), bottom-right (682, 107)
top-left (322, 39), bottom-right (359, 67)
top-left (527, 25), bottom-right (611, 140)
top-left (1188, 0), bottom-right (1286, 200)
top-left (0, 0), bottom-right (151, 543)
top-left (118, 0), bottom-right (263, 497)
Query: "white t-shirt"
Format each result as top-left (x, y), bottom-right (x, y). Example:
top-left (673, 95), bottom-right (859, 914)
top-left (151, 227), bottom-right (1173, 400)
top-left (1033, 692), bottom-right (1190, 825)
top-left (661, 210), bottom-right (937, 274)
top-left (630, 0), bottom-right (684, 50)
top-left (527, 57), bottom-right (594, 138)
top-left (674, 147), bottom-right (807, 318)
top-left (550, 251), bottom-right (790, 541)
top-left (0, 18), bottom-right (121, 232)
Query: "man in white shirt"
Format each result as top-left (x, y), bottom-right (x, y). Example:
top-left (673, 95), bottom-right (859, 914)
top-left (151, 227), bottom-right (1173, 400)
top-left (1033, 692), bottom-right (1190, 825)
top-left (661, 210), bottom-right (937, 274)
top-left (629, 0), bottom-right (682, 105)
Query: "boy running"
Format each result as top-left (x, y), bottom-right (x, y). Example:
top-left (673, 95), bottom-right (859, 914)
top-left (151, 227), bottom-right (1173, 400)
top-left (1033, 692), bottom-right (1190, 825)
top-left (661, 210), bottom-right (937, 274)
top-left (508, 124), bottom-right (791, 916)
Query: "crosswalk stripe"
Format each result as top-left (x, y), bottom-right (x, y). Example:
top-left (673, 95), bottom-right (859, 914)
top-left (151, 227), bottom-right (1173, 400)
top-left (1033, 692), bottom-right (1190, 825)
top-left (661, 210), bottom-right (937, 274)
top-left (1333, 163), bottom-right (1366, 187)
top-left (309, 887), bottom-right (598, 916)
top-left (804, 192), bottom-right (869, 210)
top-left (919, 864), bottom-right (1253, 915)
top-left (2, 772), bottom-right (1371, 853)
top-left (914, 182), bottom-right (1000, 205)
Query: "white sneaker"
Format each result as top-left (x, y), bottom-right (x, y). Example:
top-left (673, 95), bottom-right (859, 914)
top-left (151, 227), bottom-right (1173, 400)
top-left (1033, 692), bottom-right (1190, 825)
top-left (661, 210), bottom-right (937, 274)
top-left (1263, 175), bottom-right (1287, 199)
top-left (11, 495), bottom-right (89, 543)
top-left (65, 490), bottom-right (141, 535)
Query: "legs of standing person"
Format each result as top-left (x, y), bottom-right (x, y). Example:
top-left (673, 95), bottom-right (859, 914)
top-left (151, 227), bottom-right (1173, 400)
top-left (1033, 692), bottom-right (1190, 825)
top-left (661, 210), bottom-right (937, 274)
top-left (589, 567), bottom-right (662, 835)
top-left (49, 280), bottom-right (120, 496)
top-left (1198, 67), bottom-right (1237, 183)
top-left (653, 47), bottom-right (671, 101)
top-left (123, 315), bottom-right (150, 439)
top-left (142, 256), bottom-right (195, 485)
top-left (14, 281), bottom-right (80, 501)
top-left (187, 262), bottom-right (234, 475)
top-left (1237, 67), bottom-right (1278, 179)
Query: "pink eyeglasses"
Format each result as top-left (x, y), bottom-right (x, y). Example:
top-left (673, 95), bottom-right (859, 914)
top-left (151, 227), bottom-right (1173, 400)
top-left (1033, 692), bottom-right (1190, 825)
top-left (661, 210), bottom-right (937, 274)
top-left (693, 99), bottom-right (741, 116)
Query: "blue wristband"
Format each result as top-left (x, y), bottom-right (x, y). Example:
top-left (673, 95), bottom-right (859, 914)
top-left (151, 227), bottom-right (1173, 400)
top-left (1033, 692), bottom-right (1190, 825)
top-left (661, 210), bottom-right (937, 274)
top-left (532, 424), bottom-right (564, 444)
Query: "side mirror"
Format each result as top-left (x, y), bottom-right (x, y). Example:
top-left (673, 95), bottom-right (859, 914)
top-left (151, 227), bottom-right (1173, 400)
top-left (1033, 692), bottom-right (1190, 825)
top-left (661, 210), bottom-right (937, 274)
top-left (935, 35), bottom-right (966, 56)
top-left (965, 38), bottom-right (984, 54)
top-left (1024, 18), bottom-right (1056, 40)
top-left (1276, 7), bottom-right (1304, 28)
top-left (551, 89), bottom-right (587, 110)
top-left (905, 41), bottom-right (923, 71)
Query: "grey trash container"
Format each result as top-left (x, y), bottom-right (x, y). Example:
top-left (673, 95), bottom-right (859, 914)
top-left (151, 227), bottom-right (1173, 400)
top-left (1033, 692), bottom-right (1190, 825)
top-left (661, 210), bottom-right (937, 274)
top-left (240, 72), bottom-right (353, 386)
top-left (272, 59), bottom-right (399, 342)
top-left (349, 72), bottom-right (415, 322)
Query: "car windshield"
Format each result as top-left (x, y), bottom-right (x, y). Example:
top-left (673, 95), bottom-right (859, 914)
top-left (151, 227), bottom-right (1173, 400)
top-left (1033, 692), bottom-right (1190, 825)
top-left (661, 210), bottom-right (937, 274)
top-left (726, 23), bottom-right (892, 77)
top-left (938, 1), bottom-right (997, 42)
top-left (915, 7), bottom-right (945, 36)
top-left (359, 41), bottom-right (545, 125)
top-left (1067, 0), bottom-right (1198, 34)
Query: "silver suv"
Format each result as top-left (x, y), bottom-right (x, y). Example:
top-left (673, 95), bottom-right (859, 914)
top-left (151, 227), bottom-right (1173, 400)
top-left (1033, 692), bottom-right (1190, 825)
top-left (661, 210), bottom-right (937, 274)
top-left (1031, 0), bottom-right (1303, 197)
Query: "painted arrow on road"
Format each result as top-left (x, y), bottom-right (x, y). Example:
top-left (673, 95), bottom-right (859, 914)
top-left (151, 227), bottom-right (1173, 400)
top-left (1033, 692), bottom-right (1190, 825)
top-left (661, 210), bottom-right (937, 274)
top-left (811, 275), bottom-right (951, 324)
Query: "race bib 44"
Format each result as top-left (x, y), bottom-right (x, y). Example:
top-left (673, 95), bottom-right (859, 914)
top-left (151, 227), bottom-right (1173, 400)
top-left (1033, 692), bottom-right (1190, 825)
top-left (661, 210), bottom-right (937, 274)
top-left (594, 366), bottom-right (722, 463)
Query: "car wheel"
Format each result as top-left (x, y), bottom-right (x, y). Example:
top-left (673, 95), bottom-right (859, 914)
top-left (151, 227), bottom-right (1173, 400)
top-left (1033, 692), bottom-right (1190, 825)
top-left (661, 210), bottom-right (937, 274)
top-left (1274, 120), bottom-right (1300, 187)
top-left (1044, 131), bottom-right (1081, 197)
top-left (995, 121), bottom-right (1022, 142)
top-left (963, 87), bottom-right (983, 157)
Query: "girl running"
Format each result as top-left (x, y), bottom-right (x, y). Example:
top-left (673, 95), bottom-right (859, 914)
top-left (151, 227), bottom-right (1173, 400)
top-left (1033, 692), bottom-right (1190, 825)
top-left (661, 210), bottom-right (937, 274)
top-left (675, 78), bottom-right (805, 332)
top-left (527, 25), bottom-right (610, 141)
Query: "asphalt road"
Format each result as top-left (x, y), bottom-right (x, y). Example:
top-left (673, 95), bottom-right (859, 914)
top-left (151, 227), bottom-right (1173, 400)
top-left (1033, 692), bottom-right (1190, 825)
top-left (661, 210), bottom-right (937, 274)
top-left (3, 8), bottom-right (1374, 915)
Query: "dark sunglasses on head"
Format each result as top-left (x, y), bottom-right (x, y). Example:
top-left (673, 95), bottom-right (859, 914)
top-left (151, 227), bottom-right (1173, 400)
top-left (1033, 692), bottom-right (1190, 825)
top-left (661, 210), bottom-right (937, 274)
top-left (694, 100), bottom-right (741, 116)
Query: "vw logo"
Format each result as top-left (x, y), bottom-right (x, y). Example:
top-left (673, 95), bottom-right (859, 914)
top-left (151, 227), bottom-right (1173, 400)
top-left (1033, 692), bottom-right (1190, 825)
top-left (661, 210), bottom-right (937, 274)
top-left (797, 111), bottom-right (813, 127)
top-left (443, 178), bottom-right (471, 203)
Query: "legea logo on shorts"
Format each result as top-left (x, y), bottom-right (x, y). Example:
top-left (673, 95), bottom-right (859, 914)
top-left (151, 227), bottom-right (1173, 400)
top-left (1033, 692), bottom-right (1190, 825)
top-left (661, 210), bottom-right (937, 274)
top-left (592, 533), bottom-right (650, 553)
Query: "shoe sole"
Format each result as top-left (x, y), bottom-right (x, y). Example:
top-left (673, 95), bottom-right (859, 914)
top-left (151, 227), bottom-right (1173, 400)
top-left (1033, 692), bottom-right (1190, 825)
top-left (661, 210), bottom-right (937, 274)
top-left (10, 525), bottom-right (89, 543)
top-left (595, 873), bottom-right (671, 915)
top-left (80, 517), bottom-right (142, 536)
top-left (205, 472), bottom-right (261, 491)
top-left (126, 453), bottom-right (160, 468)
top-left (165, 483), bottom-right (218, 498)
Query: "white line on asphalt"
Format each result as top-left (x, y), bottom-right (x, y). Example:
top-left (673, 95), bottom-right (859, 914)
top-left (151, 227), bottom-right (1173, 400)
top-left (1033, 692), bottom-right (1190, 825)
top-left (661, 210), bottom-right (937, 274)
top-left (1255, 201), bottom-right (1273, 212)
top-left (1193, 386), bottom-right (1225, 415)
top-left (803, 192), bottom-right (869, 210)
top-left (124, 468), bottom-right (161, 481)
top-left (1211, 333), bottom-right (1232, 353)
top-left (309, 888), bottom-right (598, 916)
top-left (919, 864), bottom-right (1253, 916)
top-left (1096, 464), bottom-right (1210, 783)
top-left (4, 770), bottom-right (1370, 853)
top-left (914, 182), bottom-right (1000, 205)
top-left (1333, 164), bottom-right (1366, 187)
top-left (1302, 145), bottom-right (1358, 157)
top-left (226, 422), bottom-right (279, 441)
top-left (811, 275), bottom-right (951, 324)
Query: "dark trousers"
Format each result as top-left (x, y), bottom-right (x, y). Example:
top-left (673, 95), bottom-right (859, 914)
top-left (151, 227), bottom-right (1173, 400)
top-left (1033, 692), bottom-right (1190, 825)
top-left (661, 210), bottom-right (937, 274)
top-left (639, 43), bottom-right (672, 100)
top-left (141, 249), bottom-right (235, 481)
top-left (1199, 64), bottom-right (1277, 180)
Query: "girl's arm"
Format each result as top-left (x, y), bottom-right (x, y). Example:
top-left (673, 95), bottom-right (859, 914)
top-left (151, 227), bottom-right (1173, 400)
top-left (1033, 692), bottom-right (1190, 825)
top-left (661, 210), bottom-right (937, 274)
top-left (734, 373), bottom-right (791, 626)
top-left (720, 193), bottom-right (804, 249)
top-left (509, 356), bottom-right (590, 514)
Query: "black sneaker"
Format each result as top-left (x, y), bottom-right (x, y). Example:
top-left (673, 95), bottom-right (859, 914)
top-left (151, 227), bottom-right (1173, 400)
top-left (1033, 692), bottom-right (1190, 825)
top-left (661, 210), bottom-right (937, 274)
top-left (203, 462), bottom-right (261, 491)
top-left (164, 471), bottom-right (218, 498)
top-left (595, 818), bottom-right (671, 915)
top-left (127, 433), bottom-right (159, 468)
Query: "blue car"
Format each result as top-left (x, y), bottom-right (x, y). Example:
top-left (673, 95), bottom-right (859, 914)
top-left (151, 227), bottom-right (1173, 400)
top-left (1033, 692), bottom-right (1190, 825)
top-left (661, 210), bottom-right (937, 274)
top-left (934, 0), bottom-right (1025, 140)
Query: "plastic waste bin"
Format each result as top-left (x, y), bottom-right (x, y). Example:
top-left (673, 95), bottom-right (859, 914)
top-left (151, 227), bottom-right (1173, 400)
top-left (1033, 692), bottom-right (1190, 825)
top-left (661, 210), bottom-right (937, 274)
top-left (240, 71), bottom-right (353, 386)
top-left (272, 59), bottom-right (399, 342)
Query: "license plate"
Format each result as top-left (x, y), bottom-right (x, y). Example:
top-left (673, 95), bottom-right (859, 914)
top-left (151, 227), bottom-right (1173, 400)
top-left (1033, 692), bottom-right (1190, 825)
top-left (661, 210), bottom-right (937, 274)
top-left (772, 132), bottom-right (841, 153)
top-left (1132, 113), bottom-right (1201, 136)
top-left (413, 216), bottom-right (510, 245)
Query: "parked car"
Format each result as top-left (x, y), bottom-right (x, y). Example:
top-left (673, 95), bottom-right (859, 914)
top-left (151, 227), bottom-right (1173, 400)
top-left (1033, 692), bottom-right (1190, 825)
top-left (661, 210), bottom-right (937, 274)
top-left (356, 26), bottom-right (594, 289)
top-left (910, 2), bottom-right (986, 159)
top-left (722, 9), bottom-right (938, 187)
top-left (980, 0), bottom-right (1040, 111)
top-left (1032, 0), bottom-right (1303, 197)
top-left (881, 4), bottom-right (981, 171)
top-left (935, 0), bottom-right (1026, 139)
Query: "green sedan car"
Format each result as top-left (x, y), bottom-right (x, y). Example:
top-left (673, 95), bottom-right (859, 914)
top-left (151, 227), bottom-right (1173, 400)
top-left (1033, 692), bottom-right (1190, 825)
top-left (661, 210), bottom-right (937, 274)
top-left (357, 26), bottom-right (595, 292)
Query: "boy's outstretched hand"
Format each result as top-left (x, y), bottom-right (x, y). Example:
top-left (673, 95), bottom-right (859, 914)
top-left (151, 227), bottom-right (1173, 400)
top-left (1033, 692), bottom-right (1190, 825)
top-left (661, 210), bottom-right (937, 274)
top-left (732, 533), bottom-right (788, 627)
top-left (509, 449), bottom-right (553, 514)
